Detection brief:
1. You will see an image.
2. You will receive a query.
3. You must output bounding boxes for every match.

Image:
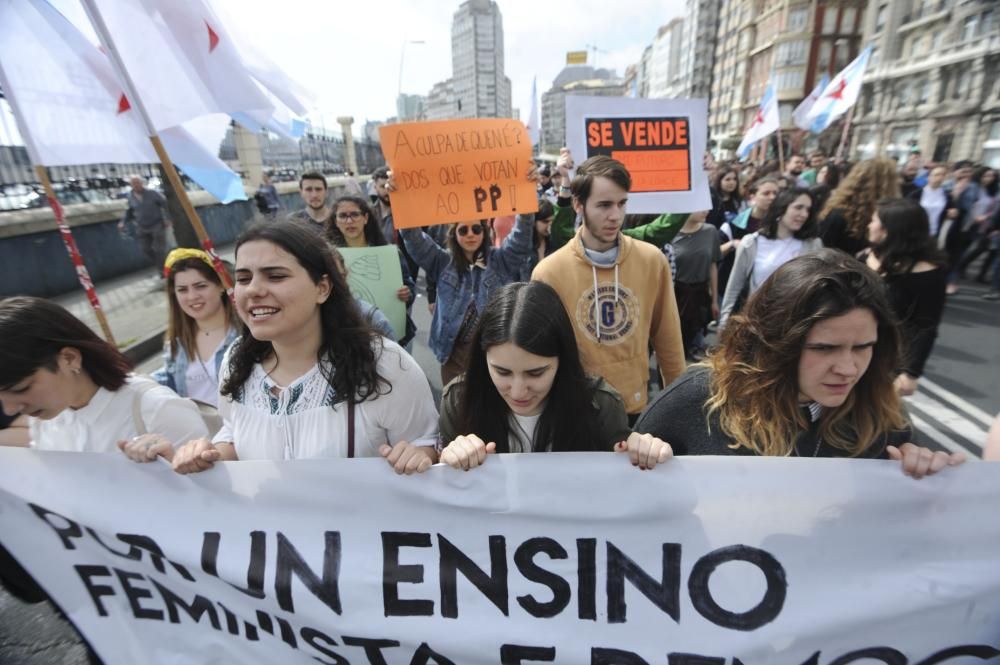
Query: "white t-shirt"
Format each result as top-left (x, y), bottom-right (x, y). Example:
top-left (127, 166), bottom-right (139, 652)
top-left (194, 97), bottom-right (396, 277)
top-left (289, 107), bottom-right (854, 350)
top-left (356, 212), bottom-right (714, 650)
top-left (30, 375), bottom-right (209, 453)
top-left (213, 339), bottom-right (439, 460)
top-left (920, 186), bottom-right (946, 237)
top-left (751, 236), bottom-right (805, 292)
top-left (508, 412), bottom-right (542, 453)
top-left (184, 340), bottom-right (224, 406)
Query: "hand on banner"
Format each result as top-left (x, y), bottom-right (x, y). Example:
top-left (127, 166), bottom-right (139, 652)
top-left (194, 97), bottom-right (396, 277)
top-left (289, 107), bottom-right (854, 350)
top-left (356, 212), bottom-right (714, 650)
top-left (886, 443), bottom-right (965, 480)
top-left (172, 437), bottom-right (223, 474)
top-left (379, 441), bottom-right (436, 475)
top-left (397, 286), bottom-right (411, 302)
top-left (117, 434), bottom-right (174, 463)
top-left (440, 434), bottom-right (496, 471)
top-left (615, 433), bottom-right (673, 470)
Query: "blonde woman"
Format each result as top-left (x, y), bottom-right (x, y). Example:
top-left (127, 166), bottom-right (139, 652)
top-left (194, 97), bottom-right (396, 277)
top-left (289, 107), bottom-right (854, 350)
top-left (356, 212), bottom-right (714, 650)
top-left (152, 248), bottom-right (240, 407)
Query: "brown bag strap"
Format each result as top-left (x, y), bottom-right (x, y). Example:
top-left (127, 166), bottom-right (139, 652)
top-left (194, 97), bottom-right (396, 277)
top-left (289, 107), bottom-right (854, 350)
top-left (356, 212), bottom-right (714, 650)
top-left (347, 400), bottom-right (355, 458)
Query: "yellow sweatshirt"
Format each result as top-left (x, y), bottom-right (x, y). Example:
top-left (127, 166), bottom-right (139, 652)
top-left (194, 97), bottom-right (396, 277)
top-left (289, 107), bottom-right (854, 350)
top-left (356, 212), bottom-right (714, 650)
top-left (532, 229), bottom-right (685, 414)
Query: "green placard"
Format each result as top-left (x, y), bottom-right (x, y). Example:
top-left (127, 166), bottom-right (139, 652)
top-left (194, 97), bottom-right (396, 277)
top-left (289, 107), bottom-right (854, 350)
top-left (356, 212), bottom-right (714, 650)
top-left (338, 246), bottom-right (407, 340)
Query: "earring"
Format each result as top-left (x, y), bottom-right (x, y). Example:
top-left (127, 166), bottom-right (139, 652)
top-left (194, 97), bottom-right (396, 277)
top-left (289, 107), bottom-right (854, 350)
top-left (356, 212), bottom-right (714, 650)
top-left (72, 367), bottom-right (81, 375)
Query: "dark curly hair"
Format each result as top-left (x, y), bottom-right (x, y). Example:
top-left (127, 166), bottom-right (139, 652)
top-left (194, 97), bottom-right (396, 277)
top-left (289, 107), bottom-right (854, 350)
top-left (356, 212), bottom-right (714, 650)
top-left (221, 222), bottom-right (388, 405)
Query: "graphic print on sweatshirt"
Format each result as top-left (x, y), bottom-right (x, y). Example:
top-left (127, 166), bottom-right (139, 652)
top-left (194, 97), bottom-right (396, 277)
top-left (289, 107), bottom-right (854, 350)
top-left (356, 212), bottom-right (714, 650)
top-left (575, 283), bottom-right (639, 345)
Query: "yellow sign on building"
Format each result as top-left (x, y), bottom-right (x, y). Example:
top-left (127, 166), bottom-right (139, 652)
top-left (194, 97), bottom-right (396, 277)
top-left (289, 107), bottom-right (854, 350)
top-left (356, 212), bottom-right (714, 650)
top-left (566, 50), bottom-right (588, 65)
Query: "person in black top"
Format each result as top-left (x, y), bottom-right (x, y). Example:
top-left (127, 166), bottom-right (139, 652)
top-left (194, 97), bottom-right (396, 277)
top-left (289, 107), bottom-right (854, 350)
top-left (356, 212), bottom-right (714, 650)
top-left (819, 159), bottom-right (900, 256)
top-left (858, 198), bottom-right (947, 397)
top-left (636, 249), bottom-right (964, 478)
top-left (706, 165), bottom-right (743, 229)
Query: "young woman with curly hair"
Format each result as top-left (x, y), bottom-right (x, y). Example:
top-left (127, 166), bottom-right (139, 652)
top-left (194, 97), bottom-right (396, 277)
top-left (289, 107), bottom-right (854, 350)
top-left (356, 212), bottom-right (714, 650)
top-left (635, 249), bottom-right (965, 478)
top-left (819, 158), bottom-right (900, 256)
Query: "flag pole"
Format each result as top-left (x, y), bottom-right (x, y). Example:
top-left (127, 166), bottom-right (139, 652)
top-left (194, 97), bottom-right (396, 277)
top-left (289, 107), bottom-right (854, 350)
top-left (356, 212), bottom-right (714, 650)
top-left (835, 105), bottom-right (856, 163)
top-left (80, 0), bottom-right (234, 294)
top-left (776, 126), bottom-right (785, 173)
top-left (0, 63), bottom-right (117, 345)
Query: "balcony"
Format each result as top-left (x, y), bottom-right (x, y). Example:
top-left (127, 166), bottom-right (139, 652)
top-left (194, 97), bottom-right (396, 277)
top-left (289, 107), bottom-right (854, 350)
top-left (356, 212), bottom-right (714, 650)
top-left (898, 2), bottom-right (950, 33)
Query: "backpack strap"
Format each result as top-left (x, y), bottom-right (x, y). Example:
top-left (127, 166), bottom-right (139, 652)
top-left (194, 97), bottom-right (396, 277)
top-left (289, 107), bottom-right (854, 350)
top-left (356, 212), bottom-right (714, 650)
top-left (347, 401), bottom-right (356, 458)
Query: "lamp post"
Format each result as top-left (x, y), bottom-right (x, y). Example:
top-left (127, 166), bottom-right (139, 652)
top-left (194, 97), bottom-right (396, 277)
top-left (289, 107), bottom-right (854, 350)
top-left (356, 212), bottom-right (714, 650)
top-left (397, 39), bottom-right (426, 117)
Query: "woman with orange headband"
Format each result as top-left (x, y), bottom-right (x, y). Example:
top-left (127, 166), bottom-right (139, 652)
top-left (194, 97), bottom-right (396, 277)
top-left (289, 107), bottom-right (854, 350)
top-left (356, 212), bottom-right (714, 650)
top-left (152, 248), bottom-right (240, 407)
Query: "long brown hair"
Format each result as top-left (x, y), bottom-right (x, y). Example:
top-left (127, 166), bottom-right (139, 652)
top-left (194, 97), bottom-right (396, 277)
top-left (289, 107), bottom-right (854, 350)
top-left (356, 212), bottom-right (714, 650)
top-left (166, 258), bottom-right (239, 361)
top-left (820, 158), bottom-right (899, 240)
top-left (705, 249), bottom-right (907, 457)
top-left (447, 220), bottom-right (492, 273)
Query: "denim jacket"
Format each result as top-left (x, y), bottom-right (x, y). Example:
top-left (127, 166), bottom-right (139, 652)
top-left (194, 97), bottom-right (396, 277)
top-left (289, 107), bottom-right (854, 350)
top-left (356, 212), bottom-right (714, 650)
top-left (152, 327), bottom-right (239, 397)
top-left (402, 215), bottom-right (534, 363)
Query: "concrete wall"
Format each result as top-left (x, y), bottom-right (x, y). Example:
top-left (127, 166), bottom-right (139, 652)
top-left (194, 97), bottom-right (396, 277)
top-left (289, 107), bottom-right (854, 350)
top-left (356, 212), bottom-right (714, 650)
top-left (0, 179), bottom-right (360, 298)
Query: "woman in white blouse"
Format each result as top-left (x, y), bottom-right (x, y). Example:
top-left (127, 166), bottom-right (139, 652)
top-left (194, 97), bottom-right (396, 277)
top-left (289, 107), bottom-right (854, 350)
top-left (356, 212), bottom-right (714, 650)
top-left (0, 297), bottom-right (207, 452)
top-left (719, 188), bottom-right (824, 328)
top-left (133, 221), bottom-right (439, 475)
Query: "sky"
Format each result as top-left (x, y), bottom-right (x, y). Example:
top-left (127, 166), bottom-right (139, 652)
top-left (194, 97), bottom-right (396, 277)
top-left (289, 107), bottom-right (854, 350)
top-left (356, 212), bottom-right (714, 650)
top-left (209, 0), bottom-right (684, 128)
top-left (2, 0), bottom-right (683, 144)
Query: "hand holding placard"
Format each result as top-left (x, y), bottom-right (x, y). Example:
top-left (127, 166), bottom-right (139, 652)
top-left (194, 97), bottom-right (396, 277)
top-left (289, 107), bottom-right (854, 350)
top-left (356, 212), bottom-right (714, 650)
top-left (378, 119), bottom-right (539, 229)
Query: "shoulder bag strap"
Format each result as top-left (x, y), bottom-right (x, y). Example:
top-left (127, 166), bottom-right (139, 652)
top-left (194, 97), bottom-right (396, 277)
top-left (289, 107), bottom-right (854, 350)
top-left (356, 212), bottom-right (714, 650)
top-left (347, 400), bottom-right (356, 458)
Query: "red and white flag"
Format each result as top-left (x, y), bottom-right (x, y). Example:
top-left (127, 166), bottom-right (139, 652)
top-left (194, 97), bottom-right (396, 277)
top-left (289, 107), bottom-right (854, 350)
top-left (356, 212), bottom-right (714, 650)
top-left (0, 0), bottom-right (248, 202)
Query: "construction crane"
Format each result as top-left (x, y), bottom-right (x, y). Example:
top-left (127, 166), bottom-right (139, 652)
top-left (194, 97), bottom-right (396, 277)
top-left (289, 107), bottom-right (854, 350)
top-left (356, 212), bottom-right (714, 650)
top-left (584, 44), bottom-right (608, 68)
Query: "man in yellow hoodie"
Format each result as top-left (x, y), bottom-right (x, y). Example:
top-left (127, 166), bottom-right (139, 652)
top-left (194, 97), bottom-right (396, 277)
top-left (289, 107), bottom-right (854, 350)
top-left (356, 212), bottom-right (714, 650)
top-left (532, 156), bottom-right (685, 420)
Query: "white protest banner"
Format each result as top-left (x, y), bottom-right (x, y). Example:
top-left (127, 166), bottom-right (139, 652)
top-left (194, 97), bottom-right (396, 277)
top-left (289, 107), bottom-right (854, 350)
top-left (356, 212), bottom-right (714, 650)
top-left (565, 97), bottom-right (712, 214)
top-left (339, 245), bottom-right (407, 340)
top-left (1, 450), bottom-right (998, 665)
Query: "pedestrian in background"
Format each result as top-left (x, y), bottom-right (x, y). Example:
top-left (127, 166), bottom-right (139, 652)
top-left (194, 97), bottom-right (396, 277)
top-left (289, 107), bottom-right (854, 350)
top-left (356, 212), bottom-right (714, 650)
top-left (118, 175), bottom-right (170, 275)
top-left (819, 158), bottom-right (900, 257)
top-left (255, 172), bottom-right (281, 219)
top-left (672, 210), bottom-right (721, 361)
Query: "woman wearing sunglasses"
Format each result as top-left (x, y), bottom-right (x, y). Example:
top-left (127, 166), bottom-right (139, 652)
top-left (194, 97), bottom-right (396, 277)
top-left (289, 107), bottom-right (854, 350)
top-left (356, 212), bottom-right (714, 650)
top-left (401, 215), bottom-right (534, 385)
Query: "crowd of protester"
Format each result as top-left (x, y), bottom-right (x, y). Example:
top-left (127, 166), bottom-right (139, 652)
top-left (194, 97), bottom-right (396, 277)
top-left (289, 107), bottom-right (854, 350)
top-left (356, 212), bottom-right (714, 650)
top-left (2, 144), bottom-right (998, 658)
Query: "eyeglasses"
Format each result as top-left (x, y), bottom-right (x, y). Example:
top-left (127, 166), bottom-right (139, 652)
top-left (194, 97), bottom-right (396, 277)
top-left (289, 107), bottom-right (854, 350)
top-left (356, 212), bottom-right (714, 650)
top-left (456, 225), bottom-right (484, 237)
top-left (336, 211), bottom-right (365, 221)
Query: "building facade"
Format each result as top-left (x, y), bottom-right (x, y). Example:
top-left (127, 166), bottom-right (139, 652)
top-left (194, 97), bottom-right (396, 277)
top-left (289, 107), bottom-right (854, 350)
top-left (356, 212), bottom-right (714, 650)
top-left (647, 19), bottom-right (686, 98)
top-left (709, 0), bottom-right (867, 158)
top-left (851, 0), bottom-right (999, 166)
top-left (540, 64), bottom-right (622, 154)
top-left (679, 0), bottom-right (722, 100)
top-left (450, 0), bottom-right (512, 119)
top-left (425, 79), bottom-right (457, 121)
top-left (395, 93), bottom-right (427, 122)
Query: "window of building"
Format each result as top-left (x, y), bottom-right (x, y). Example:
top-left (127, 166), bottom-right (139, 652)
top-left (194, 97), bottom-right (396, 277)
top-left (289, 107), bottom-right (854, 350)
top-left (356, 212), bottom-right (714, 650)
top-left (776, 39), bottom-right (808, 65)
top-left (870, 46), bottom-right (880, 67)
top-left (963, 14), bottom-right (979, 41)
top-left (875, 4), bottom-right (888, 32)
top-left (933, 133), bottom-right (954, 163)
top-left (954, 69), bottom-right (970, 99)
top-left (775, 69), bottom-right (805, 91)
top-left (787, 7), bottom-right (809, 32)
top-left (841, 7), bottom-right (857, 32)
top-left (917, 78), bottom-right (931, 104)
top-left (984, 121), bottom-right (1000, 168)
top-left (817, 41), bottom-right (832, 69)
top-left (822, 8), bottom-right (838, 33)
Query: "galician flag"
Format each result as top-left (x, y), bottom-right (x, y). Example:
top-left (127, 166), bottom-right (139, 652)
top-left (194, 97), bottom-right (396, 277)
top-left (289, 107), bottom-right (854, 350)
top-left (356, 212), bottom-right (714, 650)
top-left (737, 83), bottom-right (779, 159)
top-left (525, 76), bottom-right (540, 146)
top-left (804, 46), bottom-right (872, 133)
top-left (793, 74), bottom-right (829, 131)
top-left (0, 0), bottom-right (246, 203)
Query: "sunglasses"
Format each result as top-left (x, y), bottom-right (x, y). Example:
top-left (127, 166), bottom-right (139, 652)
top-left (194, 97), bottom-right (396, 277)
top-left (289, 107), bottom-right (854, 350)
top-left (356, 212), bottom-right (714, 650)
top-left (456, 225), bottom-right (484, 237)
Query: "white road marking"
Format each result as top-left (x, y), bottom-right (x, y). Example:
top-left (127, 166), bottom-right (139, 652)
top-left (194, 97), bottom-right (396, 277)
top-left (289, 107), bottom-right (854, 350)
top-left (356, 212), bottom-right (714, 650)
top-left (908, 414), bottom-right (981, 461)
top-left (919, 377), bottom-right (995, 428)
top-left (906, 390), bottom-right (988, 450)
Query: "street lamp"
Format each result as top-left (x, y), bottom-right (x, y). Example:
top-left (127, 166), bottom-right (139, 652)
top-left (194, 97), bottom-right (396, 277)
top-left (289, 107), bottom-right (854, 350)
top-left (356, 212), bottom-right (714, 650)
top-left (398, 39), bottom-right (426, 100)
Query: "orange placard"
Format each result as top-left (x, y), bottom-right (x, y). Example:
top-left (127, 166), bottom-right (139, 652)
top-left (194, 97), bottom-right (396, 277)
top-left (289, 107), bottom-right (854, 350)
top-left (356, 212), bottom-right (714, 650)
top-left (378, 119), bottom-right (538, 229)
top-left (585, 117), bottom-right (691, 194)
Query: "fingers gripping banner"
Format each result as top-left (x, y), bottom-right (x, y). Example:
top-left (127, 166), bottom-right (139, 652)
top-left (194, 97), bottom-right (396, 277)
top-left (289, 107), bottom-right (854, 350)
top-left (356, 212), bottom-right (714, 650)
top-left (1, 450), bottom-right (998, 664)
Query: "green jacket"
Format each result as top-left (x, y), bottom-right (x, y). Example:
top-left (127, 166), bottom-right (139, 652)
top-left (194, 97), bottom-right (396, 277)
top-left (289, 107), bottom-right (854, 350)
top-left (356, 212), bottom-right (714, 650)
top-left (549, 199), bottom-right (686, 251)
top-left (439, 374), bottom-right (632, 452)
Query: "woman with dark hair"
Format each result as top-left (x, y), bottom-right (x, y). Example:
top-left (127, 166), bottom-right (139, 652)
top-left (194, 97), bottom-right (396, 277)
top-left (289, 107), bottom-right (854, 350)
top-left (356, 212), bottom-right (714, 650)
top-left (401, 214), bottom-right (534, 386)
top-left (719, 187), bottom-right (823, 327)
top-left (808, 161), bottom-right (842, 214)
top-left (152, 248), bottom-right (240, 406)
top-left (438, 281), bottom-right (671, 470)
top-left (859, 198), bottom-right (947, 397)
top-left (148, 222), bottom-right (439, 475)
top-left (819, 158), bottom-right (900, 256)
top-left (0, 297), bottom-right (207, 452)
top-left (326, 195), bottom-right (416, 342)
top-left (909, 165), bottom-right (962, 295)
top-left (636, 250), bottom-right (964, 478)
top-left (706, 166), bottom-right (744, 229)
